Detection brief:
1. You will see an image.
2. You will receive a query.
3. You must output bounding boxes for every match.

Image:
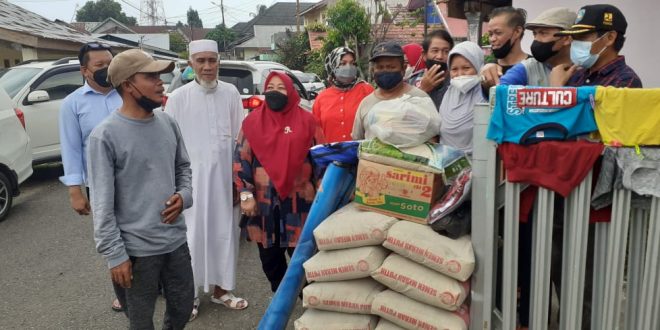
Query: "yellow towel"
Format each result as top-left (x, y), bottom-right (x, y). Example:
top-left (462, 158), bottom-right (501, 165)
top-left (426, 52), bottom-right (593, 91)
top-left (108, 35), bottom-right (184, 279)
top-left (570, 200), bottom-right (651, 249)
top-left (594, 87), bottom-right (660, 146)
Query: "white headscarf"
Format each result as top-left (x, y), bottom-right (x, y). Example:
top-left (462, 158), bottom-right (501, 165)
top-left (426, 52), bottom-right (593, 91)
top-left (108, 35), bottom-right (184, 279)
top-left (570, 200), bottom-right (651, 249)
top-left (439, 41), bottom-right (486, 154)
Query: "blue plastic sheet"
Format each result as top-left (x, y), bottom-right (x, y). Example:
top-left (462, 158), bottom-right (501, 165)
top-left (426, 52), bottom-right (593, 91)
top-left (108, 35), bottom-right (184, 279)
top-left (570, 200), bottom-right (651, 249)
top-left (258, 162), bottom-right (356, 330)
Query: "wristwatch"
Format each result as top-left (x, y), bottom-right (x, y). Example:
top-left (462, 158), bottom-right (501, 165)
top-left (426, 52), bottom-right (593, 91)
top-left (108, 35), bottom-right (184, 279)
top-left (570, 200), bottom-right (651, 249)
top-left (240, 192), bottom-right (254, 201)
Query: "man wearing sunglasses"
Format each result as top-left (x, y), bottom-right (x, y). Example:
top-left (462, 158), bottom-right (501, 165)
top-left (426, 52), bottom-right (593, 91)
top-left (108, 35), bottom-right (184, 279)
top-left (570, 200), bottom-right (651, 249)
top-left (58, 42), bottom-right (123, 311)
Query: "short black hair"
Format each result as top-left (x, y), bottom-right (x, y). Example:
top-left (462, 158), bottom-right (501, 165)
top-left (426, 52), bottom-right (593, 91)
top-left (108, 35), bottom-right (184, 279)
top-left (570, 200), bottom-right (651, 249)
top-left (78, 43), bottom-right (112, 67)
top-left (422, 30), bottom-right (454, 53)
top-left (490, 6), bottom-right (527, 35)
top-left (597, 30), bottom-right (625, 52)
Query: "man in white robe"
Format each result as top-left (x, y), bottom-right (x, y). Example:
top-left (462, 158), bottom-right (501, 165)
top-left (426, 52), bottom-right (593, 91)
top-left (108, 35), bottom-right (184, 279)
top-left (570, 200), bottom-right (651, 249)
top-left (166, 39), bottom-right (247, 320)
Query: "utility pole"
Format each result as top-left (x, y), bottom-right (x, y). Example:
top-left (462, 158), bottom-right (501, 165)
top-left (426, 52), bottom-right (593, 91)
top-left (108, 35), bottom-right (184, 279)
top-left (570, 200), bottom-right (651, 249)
top-left (211, 0), bottom-right (226, 27)
top-left (296, 0), bottom-right (300, 33)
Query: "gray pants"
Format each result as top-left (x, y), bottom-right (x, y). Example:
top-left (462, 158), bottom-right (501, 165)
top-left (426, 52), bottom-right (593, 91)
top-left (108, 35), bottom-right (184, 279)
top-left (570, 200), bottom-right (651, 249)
top-left (113, 243), bottom-right (194, 330)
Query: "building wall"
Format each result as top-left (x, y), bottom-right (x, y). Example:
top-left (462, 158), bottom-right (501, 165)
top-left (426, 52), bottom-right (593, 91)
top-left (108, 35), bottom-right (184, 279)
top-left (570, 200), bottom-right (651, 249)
top-left (240, 25), bottom-right (297, 49)
top-left (92, 33), bottom-right (170, 50)
top-left (0, 41), bottom-right (23, 68)
top-left (515, 0), bottom-right (659, 87)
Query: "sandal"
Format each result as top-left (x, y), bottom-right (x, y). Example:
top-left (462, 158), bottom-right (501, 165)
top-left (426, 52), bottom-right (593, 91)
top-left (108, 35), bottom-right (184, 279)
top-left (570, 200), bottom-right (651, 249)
top-left (111, 298), bottom-right (123, 312)
top-left (210, 292), bottom-right (248, 310)
top-left (189, 297), bottom-right (200, 322)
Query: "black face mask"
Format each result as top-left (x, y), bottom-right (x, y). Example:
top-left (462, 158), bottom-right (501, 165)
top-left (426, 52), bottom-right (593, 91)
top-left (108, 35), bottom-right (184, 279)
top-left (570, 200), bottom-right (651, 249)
top-left (130, 84), bottom-right (161, 112)
top-left (374, 71), bottom-right (403, 90)
top-left (530, 39), bottom-right (559, 63)
top-left (264, 91), bottom-right (288, 112)
top-left (425, 59), bottom-right (448, 73)
top-left (492, 38), bottom-right (515, 59)
top-left (92, 67), bottom-right (112, 88)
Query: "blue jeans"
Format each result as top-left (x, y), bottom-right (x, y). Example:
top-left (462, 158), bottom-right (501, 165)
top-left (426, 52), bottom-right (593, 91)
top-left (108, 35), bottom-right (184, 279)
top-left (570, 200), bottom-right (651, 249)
top-left (113, 243), bottom-right (194, 330)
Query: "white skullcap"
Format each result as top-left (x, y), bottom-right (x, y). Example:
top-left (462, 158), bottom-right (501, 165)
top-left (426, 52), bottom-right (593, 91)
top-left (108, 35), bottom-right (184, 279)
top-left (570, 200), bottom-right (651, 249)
top-left (189, 39), bottom-right (218, 55)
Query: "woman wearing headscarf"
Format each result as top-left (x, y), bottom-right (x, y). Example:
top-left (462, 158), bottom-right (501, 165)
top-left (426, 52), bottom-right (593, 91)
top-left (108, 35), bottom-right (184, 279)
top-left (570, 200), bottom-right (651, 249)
top-left (233, 71), bottom-right (325, 292)
top-left (312, 47), bottom-right (374, 143)
top-left (402, 43), bottom-right (426, 82)
top-left (439, 41), bottom-right (486, 155)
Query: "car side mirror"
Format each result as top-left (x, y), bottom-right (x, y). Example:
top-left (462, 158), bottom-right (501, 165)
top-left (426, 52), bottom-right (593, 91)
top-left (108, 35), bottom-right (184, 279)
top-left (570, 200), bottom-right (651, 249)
top-left (27, 90), bottom-right (50, 104)
top-left (308, 91), bottom-right (318, 100)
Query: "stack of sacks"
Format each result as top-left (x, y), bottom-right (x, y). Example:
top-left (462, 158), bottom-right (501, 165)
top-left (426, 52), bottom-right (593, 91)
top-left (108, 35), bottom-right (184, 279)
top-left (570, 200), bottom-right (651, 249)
top-left (369, 221), bottom-right (475, 330)
top-left (295, 203), bottom-right (398, 329)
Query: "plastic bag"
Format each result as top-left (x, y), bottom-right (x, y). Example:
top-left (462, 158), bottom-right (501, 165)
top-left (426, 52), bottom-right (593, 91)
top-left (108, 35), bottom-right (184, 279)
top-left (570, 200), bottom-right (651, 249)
top-left (310, 141), bottom-right (360, 171)
top-left (430, 201), bottom-right (471, 239)
top-left (365, 95), bottom-right (440, 148)
top-left (428, 169), bottom-right (472, 231)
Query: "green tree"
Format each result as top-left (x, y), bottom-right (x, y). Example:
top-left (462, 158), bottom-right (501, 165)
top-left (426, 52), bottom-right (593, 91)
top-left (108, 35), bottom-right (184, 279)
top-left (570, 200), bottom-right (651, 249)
top-left (187, 7), bottom-right (203, 28)
top-left (325, 0), bottom-right (371, 75)
top-left (274, 29), bottom-right (310, 71)
top-left (75, 0), bottom-right (137, 25)
top-left (169, 32), bottom-right (187, 53)
top-left (205, 25), bottom-right (236, 52)
top-left (304, 49), bottom-right (326, 79)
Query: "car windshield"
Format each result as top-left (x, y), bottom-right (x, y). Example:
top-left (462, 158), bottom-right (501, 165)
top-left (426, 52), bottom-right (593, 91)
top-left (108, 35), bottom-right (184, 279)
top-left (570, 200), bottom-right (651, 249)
top-left (220, 68), bottom-right (254, 95)
top-left (0, 67), bottom-right (41, 98)
top-left (295, 72), bottom-right (316, 83)
top-left (160, 72), bottom-right (174, 84)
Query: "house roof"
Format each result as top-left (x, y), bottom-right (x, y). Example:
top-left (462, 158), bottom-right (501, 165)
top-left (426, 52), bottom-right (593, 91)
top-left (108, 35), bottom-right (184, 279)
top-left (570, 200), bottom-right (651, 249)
top-left (299, 0), bottom-right (328, 16)
top-left (228, 2), bottom-right (317, 48)
top-left (0, 1), bottom-right (124, 47)
top-left (89, 17), bottom-right (136, 34)
top-left (252, 2), bottom-right (316, 26)
top-left (70, 21), bottom-right (101, 33)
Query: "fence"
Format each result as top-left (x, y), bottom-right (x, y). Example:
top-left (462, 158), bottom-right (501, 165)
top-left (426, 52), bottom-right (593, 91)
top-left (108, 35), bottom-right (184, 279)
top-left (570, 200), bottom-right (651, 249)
top-left (469, 102), bottom-right (660, 330)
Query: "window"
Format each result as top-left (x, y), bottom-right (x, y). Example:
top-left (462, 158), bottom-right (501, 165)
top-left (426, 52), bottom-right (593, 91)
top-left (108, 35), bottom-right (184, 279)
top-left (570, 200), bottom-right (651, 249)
top-left (32, 70), bottom-right (83, 101)
top-left (219, 68), bottom-right (254, 95)
top-left (0, 67), bottom-right (41, 98)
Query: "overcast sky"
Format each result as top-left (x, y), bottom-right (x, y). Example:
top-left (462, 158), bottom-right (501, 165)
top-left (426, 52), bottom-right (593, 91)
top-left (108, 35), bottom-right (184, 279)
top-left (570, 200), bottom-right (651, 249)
top-left (7, 0), bottom-right (297, 28)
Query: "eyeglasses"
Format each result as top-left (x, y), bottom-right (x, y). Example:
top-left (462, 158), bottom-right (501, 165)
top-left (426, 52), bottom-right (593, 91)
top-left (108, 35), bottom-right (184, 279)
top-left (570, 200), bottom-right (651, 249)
top-left (78, 42), bottom-right (112, 63)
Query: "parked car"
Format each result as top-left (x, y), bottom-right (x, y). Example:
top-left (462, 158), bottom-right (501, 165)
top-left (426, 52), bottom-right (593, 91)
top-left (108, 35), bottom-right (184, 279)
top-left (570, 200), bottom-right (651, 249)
top-left (0, 58), bottom-right (83, 163)
top-left (165, 60), bottom-right (317, 113)
top-left (0, 87), bottom-right (33, 221)
top-left (292, 70), bottom-right (326, 93)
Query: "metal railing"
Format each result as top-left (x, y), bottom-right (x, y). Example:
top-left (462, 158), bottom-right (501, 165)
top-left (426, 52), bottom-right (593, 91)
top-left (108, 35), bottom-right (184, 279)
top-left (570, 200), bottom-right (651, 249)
top-left (470, 102), bottom-right (660, 330)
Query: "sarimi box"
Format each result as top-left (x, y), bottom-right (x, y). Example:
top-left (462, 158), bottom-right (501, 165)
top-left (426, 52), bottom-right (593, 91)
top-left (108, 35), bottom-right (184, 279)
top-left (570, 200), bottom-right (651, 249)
top-left (354, 159), bottom-right (445, 224)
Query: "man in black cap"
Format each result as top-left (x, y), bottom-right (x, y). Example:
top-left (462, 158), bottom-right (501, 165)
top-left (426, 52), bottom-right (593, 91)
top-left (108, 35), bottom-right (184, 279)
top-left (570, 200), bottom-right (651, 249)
top-left (351, 41), bottom-right (437, 141)
top-left (550, 4), bottom-right (642, 88)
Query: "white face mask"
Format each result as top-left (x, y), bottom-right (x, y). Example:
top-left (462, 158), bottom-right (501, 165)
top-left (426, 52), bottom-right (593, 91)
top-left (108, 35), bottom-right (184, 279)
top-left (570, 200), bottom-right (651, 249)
top-left (404, 66), bottom-right (415, 80)
top-left (450, 75), bottom-right (480, 94)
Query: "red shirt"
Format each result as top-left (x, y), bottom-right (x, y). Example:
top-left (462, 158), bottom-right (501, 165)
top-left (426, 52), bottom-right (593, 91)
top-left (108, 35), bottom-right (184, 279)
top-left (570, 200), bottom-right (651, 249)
top-left (312, 82), bottom-right (374, 143)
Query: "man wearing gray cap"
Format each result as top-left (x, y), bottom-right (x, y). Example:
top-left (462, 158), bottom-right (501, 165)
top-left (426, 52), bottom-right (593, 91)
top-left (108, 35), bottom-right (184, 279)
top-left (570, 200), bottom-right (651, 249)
top-left (87, 49), bottom-right (194, 328)
top-left (498, 7), bottom-right (576, 87)
top-left (351, 41), bottom-right (438, 143)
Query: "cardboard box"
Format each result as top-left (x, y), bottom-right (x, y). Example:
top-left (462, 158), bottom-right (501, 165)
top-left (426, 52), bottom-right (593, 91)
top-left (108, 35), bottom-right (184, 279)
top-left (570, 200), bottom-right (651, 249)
top-left (354, 159), bottom-right (445, 224)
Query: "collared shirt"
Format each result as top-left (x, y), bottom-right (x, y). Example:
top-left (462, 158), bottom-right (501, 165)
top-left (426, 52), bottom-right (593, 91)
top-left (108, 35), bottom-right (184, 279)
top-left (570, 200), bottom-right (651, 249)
top-left (312, 82), bottom-right (373, 143)
top-left (59, 83), bottom-right (122, 186)
top-left (568, 56), bottom-right (642, 88)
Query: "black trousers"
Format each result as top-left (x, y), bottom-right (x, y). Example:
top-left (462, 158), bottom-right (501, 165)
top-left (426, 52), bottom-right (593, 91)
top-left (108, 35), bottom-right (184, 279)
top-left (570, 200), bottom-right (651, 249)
top-left (256, 207), bottom-right (294, 292)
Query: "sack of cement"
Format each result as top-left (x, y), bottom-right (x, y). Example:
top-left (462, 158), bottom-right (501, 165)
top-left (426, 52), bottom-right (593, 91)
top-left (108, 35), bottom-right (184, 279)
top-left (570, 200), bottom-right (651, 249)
top-left (302, 278), bottom-right (386, 314)
top-left (371, 253), bottom-right (469, 311)
top-left (375, 318), bottom-right (406, 330)
top-left (383, 221), bottom-right (475, 281)
top-left (304, 246), bottom-right (389, 282)
top-left (371, 290), bottom-right (469, 330)
top-left (314, 203), bottom-right (398, 251)
top-left (294, 308), bottom-right (379, 330)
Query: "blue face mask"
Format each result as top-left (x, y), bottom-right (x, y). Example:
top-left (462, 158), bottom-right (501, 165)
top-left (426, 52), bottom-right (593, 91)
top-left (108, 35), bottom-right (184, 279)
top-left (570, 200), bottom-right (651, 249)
top-left (374, 71), bottom-right (403, 90)
top-left (570, 33), bottom-right (608, 69)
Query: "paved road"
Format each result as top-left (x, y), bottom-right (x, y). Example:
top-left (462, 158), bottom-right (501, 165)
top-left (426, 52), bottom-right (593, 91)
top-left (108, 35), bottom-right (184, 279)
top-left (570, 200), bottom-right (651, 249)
top-left (0, 163), bottom-right (302, 329)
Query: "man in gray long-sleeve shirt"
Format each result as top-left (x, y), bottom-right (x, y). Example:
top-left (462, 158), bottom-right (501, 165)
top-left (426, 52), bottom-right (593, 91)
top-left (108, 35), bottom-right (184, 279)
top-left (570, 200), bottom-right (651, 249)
top-left (87, 49), bottom-right (194, 329)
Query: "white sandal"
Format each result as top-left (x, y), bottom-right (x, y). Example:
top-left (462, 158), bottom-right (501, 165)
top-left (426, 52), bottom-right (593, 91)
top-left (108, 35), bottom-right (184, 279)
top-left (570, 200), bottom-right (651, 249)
top-left (210, 292), bottom-right (248, 310)
top-left (189, 297), bottom-right (200, 322)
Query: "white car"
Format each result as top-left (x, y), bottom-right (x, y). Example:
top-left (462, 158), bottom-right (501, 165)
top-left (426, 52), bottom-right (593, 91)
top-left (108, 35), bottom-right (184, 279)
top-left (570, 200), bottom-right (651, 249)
top-left (0, 58), bottom-right (83, 163)
top-left (0, 87), bottom-right (32, 221)
top-left (292, 70), bottom-right (326, 93)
